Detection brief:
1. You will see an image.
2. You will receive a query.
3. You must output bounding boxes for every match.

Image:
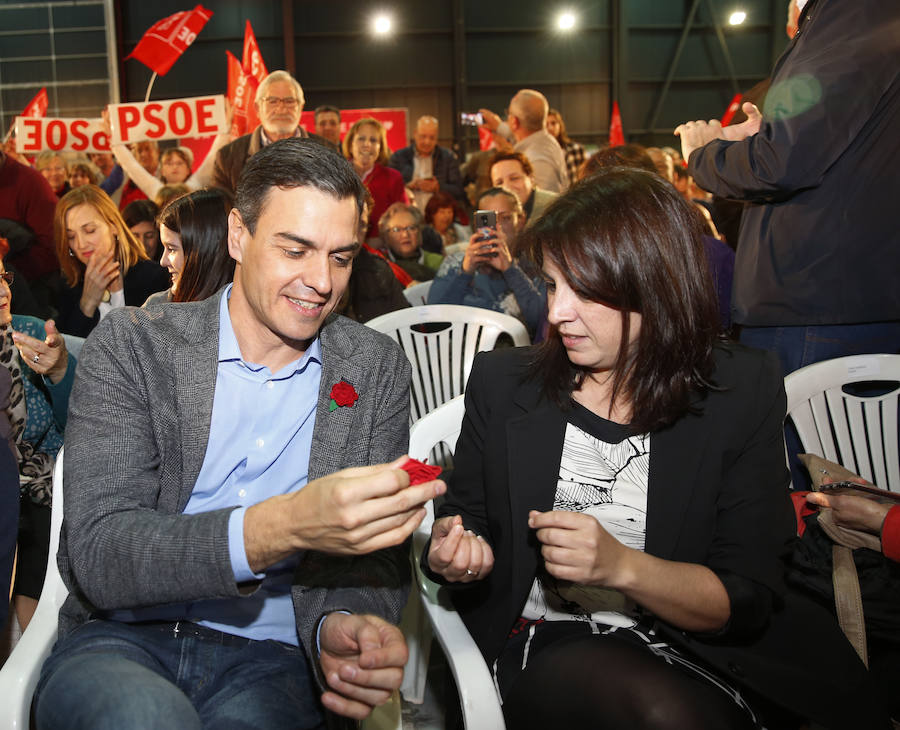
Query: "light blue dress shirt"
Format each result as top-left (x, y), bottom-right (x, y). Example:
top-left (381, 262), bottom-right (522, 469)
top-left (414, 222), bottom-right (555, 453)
top-left (108, 286), bottom-right (322, 646)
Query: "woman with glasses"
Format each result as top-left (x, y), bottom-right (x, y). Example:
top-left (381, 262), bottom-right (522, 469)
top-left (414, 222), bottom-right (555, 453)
top-left (53, 186), bottom-right (170, 337)
top-left (378, 202), bottom-right (443, 283)
top-left (0, 258), bottom-right (76, 632)
top-left (343, 117), bottom-right (408, 241)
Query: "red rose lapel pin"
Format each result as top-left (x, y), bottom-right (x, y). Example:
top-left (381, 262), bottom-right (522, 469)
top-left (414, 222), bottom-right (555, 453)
top-left (329, 380), bottom-right (359, 412)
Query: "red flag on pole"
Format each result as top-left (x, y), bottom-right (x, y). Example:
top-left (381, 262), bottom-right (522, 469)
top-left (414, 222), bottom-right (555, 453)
top-left (21, 88), bottom-right (49, 118)
top-left (608, 101), bottom-right (624, 147)
top-left (226, 50), bottom-right (260, 138)
top-left (126, 5), bottom-right (214, 76)
top-left (241, 20), bottom-right (268, 84)
top-left (720, 93), bottom-right (743, 127)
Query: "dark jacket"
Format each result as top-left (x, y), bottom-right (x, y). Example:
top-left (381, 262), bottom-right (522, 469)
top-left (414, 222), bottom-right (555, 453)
top-left (56, 259), bottom-right (170, 338)
top-left (428, 344), bottom-right (888, 728)
top-left (689, 0), bottom-right (900, 326)
top-left (388, 144), bottom-right (465, 207)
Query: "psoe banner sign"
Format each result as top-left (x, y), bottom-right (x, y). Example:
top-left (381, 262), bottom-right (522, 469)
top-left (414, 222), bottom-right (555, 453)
top-left (108, 95), bottom-right (226, 145)
top-left (15, 117), bottom-right (110, 153)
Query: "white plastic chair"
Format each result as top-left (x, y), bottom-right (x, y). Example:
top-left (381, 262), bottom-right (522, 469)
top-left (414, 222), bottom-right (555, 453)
top-left (399, 395), bottom-right (506, 730)
top-left (402, 280), bottom-right (433, 307)
top-left (366, 304), bottom-right (529, 423)
top-left (784, 354), bottom-right (900, 491)
top-left (0, 449), bottom-right (68, 729)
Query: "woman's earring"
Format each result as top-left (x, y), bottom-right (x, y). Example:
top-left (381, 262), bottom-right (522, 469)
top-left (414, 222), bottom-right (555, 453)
top-left (68, 250), bottom-right (75, 258)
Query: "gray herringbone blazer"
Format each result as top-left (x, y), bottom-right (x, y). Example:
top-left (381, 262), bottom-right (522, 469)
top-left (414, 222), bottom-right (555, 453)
top-left (56, 291), bottom-right (412, 678)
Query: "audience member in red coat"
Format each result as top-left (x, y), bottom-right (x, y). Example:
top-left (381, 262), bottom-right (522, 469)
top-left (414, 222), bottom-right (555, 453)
top-left (343, 117), bottom-right (407, 241)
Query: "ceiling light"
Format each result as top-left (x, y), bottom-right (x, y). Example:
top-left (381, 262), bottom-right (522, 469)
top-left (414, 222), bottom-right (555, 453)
top-left (556, 11), bottom-right (577, 32)
top-left (373, 14), bottom-right (392, 35)
top-left (728, 10), bottom-right (747, 25)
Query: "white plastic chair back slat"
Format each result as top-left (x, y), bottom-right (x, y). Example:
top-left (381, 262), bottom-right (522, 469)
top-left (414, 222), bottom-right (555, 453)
top-left (402, 280), bottom-right (432, 307)
top-left (366, 305), bottom-right (529, 423)
top-left (0, 448), bottom-right (68, 728)
top-left (784, 354), bottom-right (900, 491)
top-left (399, 395), bottom-right (505, 729)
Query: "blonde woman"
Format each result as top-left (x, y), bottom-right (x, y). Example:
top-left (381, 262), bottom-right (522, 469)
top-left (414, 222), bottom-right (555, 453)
top-left (54, 185), bottom-right (169, 336)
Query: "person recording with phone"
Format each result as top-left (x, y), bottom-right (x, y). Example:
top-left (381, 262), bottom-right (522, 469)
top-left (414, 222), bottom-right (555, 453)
top-left (428, 187), bottom-right (545, 339)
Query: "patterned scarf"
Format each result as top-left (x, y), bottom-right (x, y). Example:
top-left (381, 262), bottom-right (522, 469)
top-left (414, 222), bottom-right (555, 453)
top-left (0, 325), bottom-right (54, 505)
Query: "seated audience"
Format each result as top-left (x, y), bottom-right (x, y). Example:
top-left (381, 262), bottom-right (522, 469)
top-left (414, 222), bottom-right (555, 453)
top-left (0, 260), bottom-right (75, 632)
top-left (425, 168), bottom-right (885, 730)
top-left (489, 151), bottom-right (557, 225)
top-left (35, 151), bottom-right (70, 198)
top-left (343, 117), bottom-right (408, 240)
top-left (339, 194), bottom-right (410, 323)
top-left (54, 186), bottom-right (169, 337)
top-left (0, 366), bottom-right (18, 631)
top-left (546, 108), bottom-right (585, 186)
top-left (122, 199), bottom-right (162, 260)
top-left (34, 137), bottom-right (441, 729)
top-left (379, 203), bottom-right (443, 283)
top-left (67, 159), bottom-right (99, 189)
top-left (425, 191), bottom-right (471, 253)
top-left (428, 187), bottom-right (544, 337)
top-left (388, 115), bottom-right (466, 211)
top-left (145, 188), bottom-right (234, 305)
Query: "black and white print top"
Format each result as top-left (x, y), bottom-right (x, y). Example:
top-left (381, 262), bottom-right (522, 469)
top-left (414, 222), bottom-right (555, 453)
top-left (522, 402), bottom-right (650, 627)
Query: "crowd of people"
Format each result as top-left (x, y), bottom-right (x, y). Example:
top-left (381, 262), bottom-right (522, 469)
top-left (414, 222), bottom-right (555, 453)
top-left (0, 0), bottom-right (897, 726)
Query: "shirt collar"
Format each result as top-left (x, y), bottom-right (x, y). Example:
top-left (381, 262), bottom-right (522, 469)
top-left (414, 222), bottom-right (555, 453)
top-left (217, 284), bottom-right (322, 377)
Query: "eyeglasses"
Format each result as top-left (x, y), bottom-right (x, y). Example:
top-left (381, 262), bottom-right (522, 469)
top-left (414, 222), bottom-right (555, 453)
top-left (0, 272), bottom-right (13, 285)
top-left (387, 225), bottom-right (418, 235)
top-left (263, 97), bottom-right (299, 109)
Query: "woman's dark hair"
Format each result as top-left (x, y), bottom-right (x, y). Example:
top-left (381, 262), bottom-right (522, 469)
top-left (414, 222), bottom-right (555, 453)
top-left (521, 167), bottom-right (721, 433)
top-left (122, 199), bottom-right (159, 229)
top-left (157, 188), bottom-right (234, 303)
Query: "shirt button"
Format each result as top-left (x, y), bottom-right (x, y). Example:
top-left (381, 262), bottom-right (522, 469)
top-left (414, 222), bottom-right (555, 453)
top-left (256, 438), bottom-right (264, 448)
top-left (266, 381), bottom-right (274, 389)
top-left (238, 489), bottom-right (246, 498)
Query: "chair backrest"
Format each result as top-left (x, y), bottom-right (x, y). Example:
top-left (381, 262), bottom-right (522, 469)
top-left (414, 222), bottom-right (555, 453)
top-left (403, 280), bottom-right (433, 307)
top-left (366, 304), bottom-right (529, 422)
top-left (0, 448), bottom-right (68, 729)
top-left (784, 354), bottom-right (900, 491)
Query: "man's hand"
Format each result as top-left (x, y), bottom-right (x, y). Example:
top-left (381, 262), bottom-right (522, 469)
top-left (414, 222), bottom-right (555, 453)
top-left (461, 228), bottom-right (512, 274)
top-left (244, 456), bottom-right (446, 572)
top-left (478, 108), bottom-right (502, 133)
top-left (427, 514), bottom-right (494, 582)
top-left (529, 510), bottom-right (630, 586)
top-left (674, 102), bottom-right (762, 161)
top-left (319, 613), bottom-right (408, 720)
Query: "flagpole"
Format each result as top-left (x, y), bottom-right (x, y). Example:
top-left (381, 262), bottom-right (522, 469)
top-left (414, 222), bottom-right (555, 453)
top-left (144, 72), bottom-right (158, 103)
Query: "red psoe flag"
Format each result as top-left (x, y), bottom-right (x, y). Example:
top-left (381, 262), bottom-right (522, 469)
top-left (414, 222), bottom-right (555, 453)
top-left (126, 5), bottom-right (214, 76)
top-left (21, 88), bottom-right (49, 117)
top-left (241, 20), bottom-right (268, 84)
top-left (720, 93), bottom-right (743, 127)
top-left (226, 51), bottom-right (249, 137)
top-left (609, 101), bottom-right (625, 148)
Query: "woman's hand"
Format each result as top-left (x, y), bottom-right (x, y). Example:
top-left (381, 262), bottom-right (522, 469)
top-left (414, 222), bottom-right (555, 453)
top-left (79, 248), bottom-right (120, 317)
top-left (427, 515), bottom-right (494, 582)
top-left (806, 491), bottom-right (892, 537)
top-left (13, 319), bottom-right (69, 384)
top-left (529, 510), bottom-right (629, 586)
top-left (462, 229), bottom-right (512, 274)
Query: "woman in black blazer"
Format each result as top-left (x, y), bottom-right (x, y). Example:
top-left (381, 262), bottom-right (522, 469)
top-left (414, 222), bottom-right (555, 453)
top-left (53, 185), bottom-right (170, 337)
top-left (425, 169), bottom-right (887, 729)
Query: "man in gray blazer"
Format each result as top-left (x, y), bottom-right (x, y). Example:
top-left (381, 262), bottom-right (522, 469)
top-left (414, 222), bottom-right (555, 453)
top-left (35, 139), bottom-right (444, 729)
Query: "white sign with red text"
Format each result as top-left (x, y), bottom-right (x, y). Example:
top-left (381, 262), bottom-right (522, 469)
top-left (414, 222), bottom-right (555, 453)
top-left (108, 95), bottom-right (226, 145)
top-left (15, 116), bottom-right (110, 153)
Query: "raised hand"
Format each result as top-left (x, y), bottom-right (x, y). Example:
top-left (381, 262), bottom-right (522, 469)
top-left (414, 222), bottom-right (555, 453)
top-left (79, 247), bottom-right (120, 317)
top-left (427, 514), bottom-right (494, 582)
top-left (319, 613), bottom-right (408, 720)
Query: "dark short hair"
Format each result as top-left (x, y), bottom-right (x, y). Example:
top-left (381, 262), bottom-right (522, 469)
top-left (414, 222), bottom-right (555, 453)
top-left (489, 150), bottom-right (533, 179)
top-left (122, 199), bottom-right (159, 229)
top-left (521, 167), bottom-right (720, 433)
top-left (579, 144), bottom-right (658, 181)
top-left (158, 188), bottom-right (234, 303)
top-left (423, 190), bottom-right (457, 225)
top-left (315, 105), bottom-right (341, 121)
top-left (235, 137), bottom-right (366, 235)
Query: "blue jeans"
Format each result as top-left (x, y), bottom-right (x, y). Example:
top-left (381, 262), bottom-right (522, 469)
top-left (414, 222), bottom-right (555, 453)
top-left (35, 620), bottom-right (325, 730)
top-left (740, 321), bottom-right (900, 489)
